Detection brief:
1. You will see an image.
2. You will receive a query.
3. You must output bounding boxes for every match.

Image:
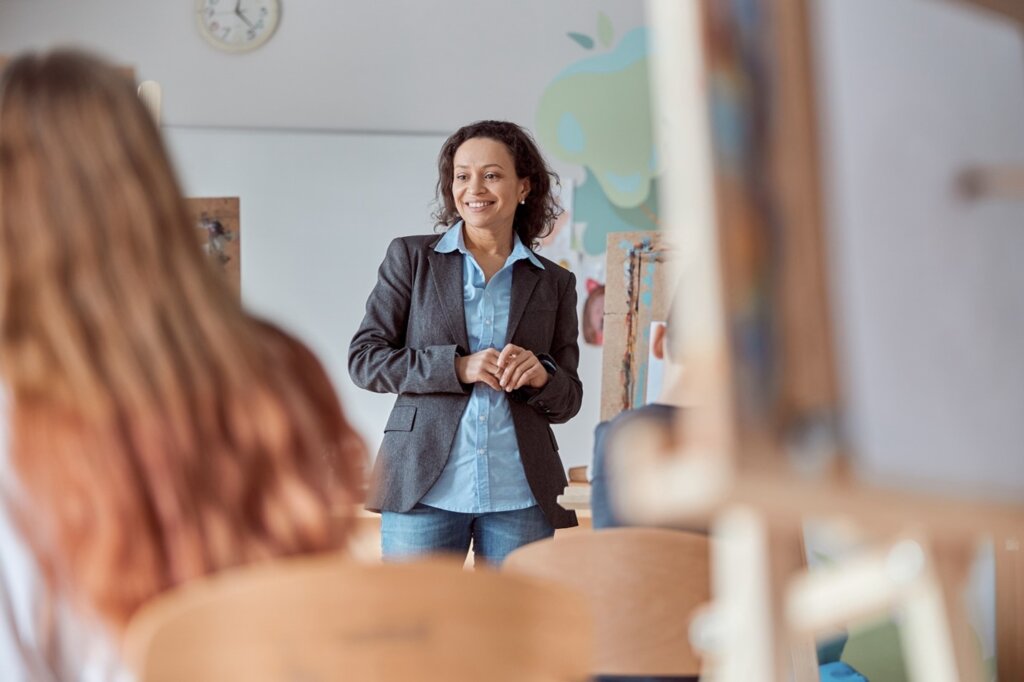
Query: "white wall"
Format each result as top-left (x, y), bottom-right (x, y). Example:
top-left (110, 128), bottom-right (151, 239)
top-left (164, 125), bottom-right (602, 468)
top-left (0, 0), bottom-right (645, 134)
top-left (0, 2), bottom-right (635, 468)
top-left (164, 126), bottom-right (441, 446)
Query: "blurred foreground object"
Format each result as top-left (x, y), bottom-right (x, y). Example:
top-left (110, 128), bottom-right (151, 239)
top-left (125, 554), bottom-right (592, 682)
top-left (632, 0), bottom-right (1024, 679)
top-left (506, 528), bottom-right (710, 679)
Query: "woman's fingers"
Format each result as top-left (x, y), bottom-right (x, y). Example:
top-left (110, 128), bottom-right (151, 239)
top-left (510, 363), bottom-right (539, 391)
top-left (468, 346), bottom-right (547, 391)
top-left (478, 370), bottom-right (502, 391)
top-left (497, 344), bottom-right (522, 370)
top-left (501, 354), bottom-right (539, 391)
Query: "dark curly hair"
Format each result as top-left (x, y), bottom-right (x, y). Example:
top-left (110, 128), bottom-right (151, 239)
top-left (432, 120), bottom-right (562, 249)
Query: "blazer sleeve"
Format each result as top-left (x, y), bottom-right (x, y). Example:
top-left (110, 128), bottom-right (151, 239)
top-left (348, 238), bottom-right (467, 396)
top-left (514, 271), bottom-right (582, 424)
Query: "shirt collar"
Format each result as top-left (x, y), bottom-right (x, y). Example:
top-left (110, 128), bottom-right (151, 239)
top-left (434, 222), bottom-right (544, 270)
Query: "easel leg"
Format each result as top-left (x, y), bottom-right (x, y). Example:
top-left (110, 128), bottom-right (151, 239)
top-left (766, 523), bottom-right (818, 682)
top-left (709, 506), bottom-right (775, 682)
top-left (933, 540), bottom-right (985, 682)
top-left (996, 534), bottom-right (1022, 682)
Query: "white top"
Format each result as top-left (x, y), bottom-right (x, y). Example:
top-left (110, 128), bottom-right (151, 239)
top-left (0, 394), bottom-right (132, 681)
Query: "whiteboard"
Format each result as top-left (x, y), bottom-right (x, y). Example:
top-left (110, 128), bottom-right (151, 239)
top-left (815, 0), bottom-right (1024, 500)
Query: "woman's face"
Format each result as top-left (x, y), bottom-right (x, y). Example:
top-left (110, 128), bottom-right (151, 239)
top-left (451, 137), bottom-right (530, 236)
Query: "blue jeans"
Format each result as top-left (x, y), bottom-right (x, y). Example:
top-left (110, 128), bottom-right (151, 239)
top-left (380, 503), bottom-right (554, 566)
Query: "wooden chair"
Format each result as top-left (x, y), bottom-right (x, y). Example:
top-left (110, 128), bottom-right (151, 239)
top-left (122, 553), bottom-right (593, 682)
top-left (504, 528), bottom-right (710, 678)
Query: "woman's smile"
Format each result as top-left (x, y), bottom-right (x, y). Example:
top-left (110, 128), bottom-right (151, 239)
top-left (452, 137), bottom-right (529, 232)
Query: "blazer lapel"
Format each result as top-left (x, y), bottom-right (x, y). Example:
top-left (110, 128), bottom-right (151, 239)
top-left (427, 249), bottom-right (470, 352)
top-left (507, 260), bottom-right (540, 343)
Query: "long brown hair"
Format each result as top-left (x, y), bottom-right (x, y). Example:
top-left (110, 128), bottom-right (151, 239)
top-left (0, 50), bottom-right (365, 629)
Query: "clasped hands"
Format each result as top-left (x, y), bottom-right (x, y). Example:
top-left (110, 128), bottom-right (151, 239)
top-left (455, 345), bottom-right (549, 392)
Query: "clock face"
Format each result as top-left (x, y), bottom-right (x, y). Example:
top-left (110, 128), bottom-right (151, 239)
top-left (196, 0), bottom-right (281, 53)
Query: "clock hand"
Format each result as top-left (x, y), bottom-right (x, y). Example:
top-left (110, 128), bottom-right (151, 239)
top-left (234, 1), bottom-right (255, 28)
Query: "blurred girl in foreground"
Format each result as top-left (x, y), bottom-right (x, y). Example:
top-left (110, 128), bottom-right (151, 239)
top-left (0, 50), bottom-right (365, 679)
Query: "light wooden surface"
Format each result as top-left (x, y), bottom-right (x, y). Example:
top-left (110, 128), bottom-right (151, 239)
top-left (123, 553), bottom-right (593, 682)
top-left (504, 527), bottom-right (710, 677)
top-left (557, 483), bottom-right (592, 511)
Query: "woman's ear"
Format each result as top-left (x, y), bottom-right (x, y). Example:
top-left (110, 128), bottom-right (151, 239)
top-left (520, 177), bottom-right (531, 201)
top-left (652, 322), bottom-right (667, 360)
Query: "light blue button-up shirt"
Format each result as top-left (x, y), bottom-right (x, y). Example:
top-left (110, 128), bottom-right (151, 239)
top-left (420, 223), bottom-right (544, 513)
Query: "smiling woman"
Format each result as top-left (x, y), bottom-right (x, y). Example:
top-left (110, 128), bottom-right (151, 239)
top-left (349, 120), bottom-right (583, 566)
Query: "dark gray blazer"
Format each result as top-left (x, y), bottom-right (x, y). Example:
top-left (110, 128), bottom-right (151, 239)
top-left (349, 234), bottom-right (581, 529)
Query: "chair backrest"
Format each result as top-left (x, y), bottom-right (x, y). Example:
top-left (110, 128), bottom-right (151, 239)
top-left (504, 527), bottom-right (710, 677)
top-left (123, 553), bottom-right (593, 682)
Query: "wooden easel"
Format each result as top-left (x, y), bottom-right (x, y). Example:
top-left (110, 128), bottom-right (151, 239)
top-left (625, 1), bottom-right (1024, 680)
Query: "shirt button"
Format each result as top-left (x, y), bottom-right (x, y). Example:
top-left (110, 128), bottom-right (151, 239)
top-left (478, 448), bottom-right (485, 454)
top-left (485, 319), bottom-right (492, 326)
top-left (479, 415), bottom-right (486, 422)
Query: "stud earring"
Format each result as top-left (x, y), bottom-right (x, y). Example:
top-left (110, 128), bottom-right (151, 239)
top-left (519, 198), bottom-right (526, 205)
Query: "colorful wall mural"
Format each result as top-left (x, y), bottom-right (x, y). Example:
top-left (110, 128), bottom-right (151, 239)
top-left (535, 15), bottom-right (659, 346)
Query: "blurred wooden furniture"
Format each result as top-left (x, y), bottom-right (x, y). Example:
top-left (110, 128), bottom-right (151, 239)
top-left (635, 0), bottom-right (1024, 680)
top-left (123, 553), bottom-right (593, 682)
top-left (505, 528), bottom-right (710, 678)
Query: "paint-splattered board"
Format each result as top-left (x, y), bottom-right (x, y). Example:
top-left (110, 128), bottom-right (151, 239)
top-left (600, 231), bottom-right (672, 421)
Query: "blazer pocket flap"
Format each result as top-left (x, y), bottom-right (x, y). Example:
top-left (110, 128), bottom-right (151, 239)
top-left (384, 406), bottom-right (417, 432)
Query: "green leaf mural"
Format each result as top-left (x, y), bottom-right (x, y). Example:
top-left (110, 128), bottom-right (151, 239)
top-left (537, 26), bottom-right (658, 259)
top-left (538, 28), bottom-right (656, 208)
top-left (597, 12), bottom-right (614, 48)
top-left (567, 32), bottom-right (594, 50)
top-left (575, 170), bottom-right (659, 256)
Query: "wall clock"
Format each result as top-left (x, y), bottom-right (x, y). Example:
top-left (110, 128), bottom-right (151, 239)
top-left (196, 0), bottom-right (281, 53)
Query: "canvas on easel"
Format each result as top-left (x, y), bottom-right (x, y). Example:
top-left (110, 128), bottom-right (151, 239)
top-left (599, 231), bottom-right (673, 421)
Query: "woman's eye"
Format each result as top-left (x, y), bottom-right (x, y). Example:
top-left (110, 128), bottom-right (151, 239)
top-left (455, 174), bottom-right (467, 181)
top-left (485, 173), bottom-right (497, 180)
